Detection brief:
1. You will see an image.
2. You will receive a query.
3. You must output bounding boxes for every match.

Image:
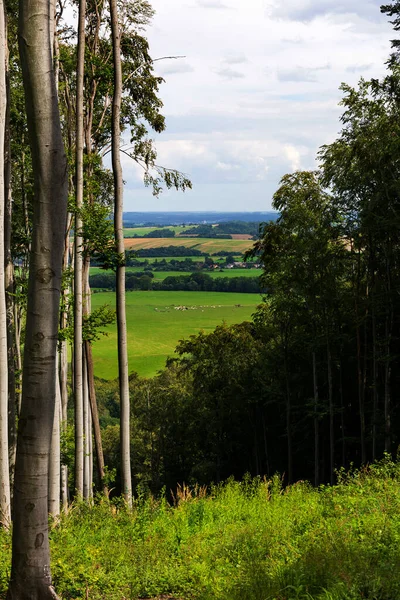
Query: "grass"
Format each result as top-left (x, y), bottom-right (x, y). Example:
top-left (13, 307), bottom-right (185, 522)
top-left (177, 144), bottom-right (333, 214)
top-left (89, 267), bottom-right (261, 280)
top-left (90, 291), bottom-right (260, 378)
top-left (124, 226), bottom-right (187, 237)
top-left (1, 457), bottom-right (400, 599)
top-left (124, 237), bottom-right (254, 254)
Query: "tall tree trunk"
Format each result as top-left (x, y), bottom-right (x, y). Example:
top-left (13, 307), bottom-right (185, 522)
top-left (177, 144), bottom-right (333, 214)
top-left (384, 313), bottom-right (392, 453)
top-left (261, 412), bottom-right (270, 477)
top-left (73, 0), bottom-right (87, 498)
top-left (7, 0), bottom-right (68, 594)
top-left (354, 250), bottom-right (366, 464)
top-left (59, 215), bottom-right (71, 510)
top-left (327, 337), bottom-right (334, 485)
top-left (14, 302), bottom-right (22, 416)
top-left (83, 354), bottom-right (91, 499)
top-left (372, 301), bottom-right (378, 461)
top-left (283, 326), bottom-right (292, 484)
top-left (85, 340), bottom-right (108, 494)
top-left (0, 0), bottom-right (10, 527)
top-left (384, 255), bottom-right (393, 454)
top-left (110, 0), bottom-right (132, 505)
top-left (4, 23), bottom-right (16, 497)
top-left (312, 351), bottom-right (319, 487)
top-left (48, 363), bottom-right (61, 517)
top-left (339, 359), bottom-right (346, 468)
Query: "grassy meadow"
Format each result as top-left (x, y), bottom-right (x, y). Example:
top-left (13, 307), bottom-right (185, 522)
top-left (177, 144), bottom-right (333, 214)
top-left (1, 458), bottom-right (399, 599)
top-left (90, 290), bottom-right (260, 378)
top-left (124, 226), bottom-right (187, 237)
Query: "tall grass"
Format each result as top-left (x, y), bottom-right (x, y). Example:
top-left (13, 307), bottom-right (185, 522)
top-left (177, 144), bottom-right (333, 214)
top-left (1, 457), bottom-right (400, 599)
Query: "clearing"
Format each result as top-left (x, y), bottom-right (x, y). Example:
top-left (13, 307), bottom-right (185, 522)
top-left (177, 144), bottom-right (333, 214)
top-left (90, 290), bottom-right (260, 378)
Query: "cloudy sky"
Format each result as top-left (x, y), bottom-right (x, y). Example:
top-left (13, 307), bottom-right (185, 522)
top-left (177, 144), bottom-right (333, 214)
top-left (122, 0), bottom-right (393, 212)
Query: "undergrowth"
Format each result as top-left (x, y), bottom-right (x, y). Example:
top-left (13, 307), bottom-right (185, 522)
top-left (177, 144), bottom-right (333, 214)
top-left (1, 456), bottom-right (400, 599)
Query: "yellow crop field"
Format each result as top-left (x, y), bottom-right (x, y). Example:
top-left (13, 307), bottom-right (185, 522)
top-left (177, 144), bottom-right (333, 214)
top-left (124, 237), bottom-right (254, 254)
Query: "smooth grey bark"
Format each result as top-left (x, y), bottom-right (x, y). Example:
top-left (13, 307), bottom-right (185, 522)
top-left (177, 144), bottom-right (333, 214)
top-left (48, 364), bottom-right (61, 517)
top-left (110, 0), bottom-right (132, 505)
top-left (0, 0), bottom-right (10, 526)
top-left (73, 0), bottom-right (86, 498)
top-left (7, 0), bottom-right (68, 594)
top-left (4, 20), bottom-right (16, 498)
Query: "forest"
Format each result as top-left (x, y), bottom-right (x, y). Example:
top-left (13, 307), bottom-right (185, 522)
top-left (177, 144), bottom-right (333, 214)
top-left (2, 0), bottom-right (400, 598)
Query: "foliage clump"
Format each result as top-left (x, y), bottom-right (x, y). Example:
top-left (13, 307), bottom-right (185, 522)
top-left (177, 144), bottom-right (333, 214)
top-left (1, 458), bottom-right (400, 599)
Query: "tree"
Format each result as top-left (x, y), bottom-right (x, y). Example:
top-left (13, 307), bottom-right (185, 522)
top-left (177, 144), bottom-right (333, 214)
top-left (250, 172), bottom-right (348, 484)
top-left (0, 0), bottom-right (10, 526)
top-left (320, 70), bottom-right (400, 459)
top-left (109, 0), bottom-right (132, 506)
top-left (7, 0), bottom-right (68, 595)
top-left (73, 0), bottom-right (87, 499)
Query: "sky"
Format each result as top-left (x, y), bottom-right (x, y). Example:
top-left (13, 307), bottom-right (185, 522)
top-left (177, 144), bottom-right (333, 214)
top-left (121, 0), bottom-right (394, 212)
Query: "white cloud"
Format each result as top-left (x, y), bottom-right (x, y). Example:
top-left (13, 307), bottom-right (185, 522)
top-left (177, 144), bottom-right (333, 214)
top-left (215, 66), bottom-right (245, 80)
top-left (196, 0), bottom-right (229, 8)
top-left (157, 61), bottom-right (194, 75)
top-left (284, 145), bottom-right (302, 171)
top-left (120, 0), bottom-right (394, 211)
top-left (346, 63), bottom-right (373, 73)
top-left (277, 64), bottom-right (331, 83)
top-left (268, 0), bottom-right (384, 23)
top-left (224, 54), bottom-right (248, 65)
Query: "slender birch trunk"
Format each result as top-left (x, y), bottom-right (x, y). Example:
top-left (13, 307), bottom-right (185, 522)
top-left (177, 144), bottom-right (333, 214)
top-left (85, 340), bottom-right (108, 494)
top-left (73, 0), bottom-right (87, 498)
top-left (7, 0), bottom-right (68, 593)
top-left (4, 22), bottom-right (16, 496)
top-left (0, 0), bottom-right (10, 527)
top-left (109, 0), bottom-right (132, 505)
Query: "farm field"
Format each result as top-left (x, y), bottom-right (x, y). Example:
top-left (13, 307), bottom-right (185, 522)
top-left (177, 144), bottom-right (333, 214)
top-left (124, 236), bottom-right (254, 254)
top-left (90, 266), bottom-right (261, 279)
top-left (90, 290), bottom-right (260, 378)
top-left (123, 226), bottom-right (187, 237)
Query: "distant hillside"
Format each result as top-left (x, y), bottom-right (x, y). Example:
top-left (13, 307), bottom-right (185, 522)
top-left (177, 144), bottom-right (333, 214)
top-left (123, 211), bottom-right (278, 226)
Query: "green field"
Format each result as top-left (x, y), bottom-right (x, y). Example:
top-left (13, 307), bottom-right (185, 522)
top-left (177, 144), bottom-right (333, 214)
top-left (90, 267), bottom-right (261, 280)
top-left (90, 291), bottom-right (260, 378)
top-left (123, 226), bottom-right (187, 237)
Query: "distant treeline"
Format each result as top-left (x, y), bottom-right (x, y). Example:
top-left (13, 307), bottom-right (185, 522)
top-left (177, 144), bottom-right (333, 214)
top-left (126, 228), bottom-right (177, 238)
top-left (122, 211), bottom-right (279, 227)
top-left (184, 221), bottom-right (259, 237)
top-left (131, 247), bottom-right (207, 258)
top-left (90, 271), bottom-right (261, 293)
